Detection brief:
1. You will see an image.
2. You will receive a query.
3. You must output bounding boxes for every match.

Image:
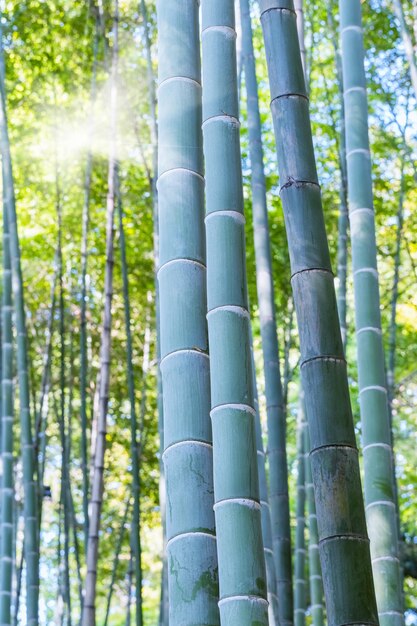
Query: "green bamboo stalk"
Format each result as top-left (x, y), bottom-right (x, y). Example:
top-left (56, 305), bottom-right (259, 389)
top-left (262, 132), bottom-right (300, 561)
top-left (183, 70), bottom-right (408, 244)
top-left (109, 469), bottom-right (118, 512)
top-left (67, 476), bottom-right (83, 612)
top-left (386, 160), bottom-right (405, 613)
top-left (339, 3), bottom-right (404, 625)
top-left (259, 2), bottom-right (378, 625)
top-left (157, 1), bottom-right (219, 624)
top-left (326, 1), bottom-right (349, 350)
top-left (35, 251), bottom-right (57, 526)
top-left (239, 1), bottom-right (293, 621)
top-left (103, 498), bottom-right (130, 626)
top-left (303, 425), bottom-right (324, 626)
top-left (137, 8), bottom-right (167, 619)
top-left (294, 0), bottom-right (307, 79)
top-left (126, 549), bottom-right (133, 626)
top-left (201, 2), bottom-right (268, 623)
top-left (80, 13), bottom-right (100, 552)
top-left (392, 0), bottom-right (417, 99)
top-left (81, 4), bottom-right (119, 624)
top-left (0, 164), bottom-right (14, 626)
top-left (387, 158), bottom-right (405, 409)
top-left (0, 17), bottom-right (39, 626)
top-left (294, 403), bottom-right (306, 626)
top-left (56, 178), bottom-right (72, 625)
top-left (250, 335), bottom-right (279, 625)
top-left (12, 538), bottom-right (23, 626)
top-left (116, 172), bottom-right (143, 626)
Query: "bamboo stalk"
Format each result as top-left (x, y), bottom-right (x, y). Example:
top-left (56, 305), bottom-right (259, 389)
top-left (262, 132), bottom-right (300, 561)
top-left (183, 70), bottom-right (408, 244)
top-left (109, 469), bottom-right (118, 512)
top-left (0, 163), bottom-right (14, 626)
top-left (116, 171), bottom-right (143, 626)
top-left (294, 403), bottom-right (306, 626)
top-left (240, 1), bottom-right (293, 621)
top-left (339, 3), bottom-right (404, 624)
top-left (259, 2), bottom-right (379, 624)
top-left (0, 17), bottom-right (39, 625)
top-left (157, 1), bottom-right (219, 623)
top-left (80, 13), bottom-right (100, 552)
top-left (303, 424), bottom-right (324, 626)
top-left (81, 4), bottom-right (119, 624)
top-left (201, 2), bottom-right (268, 623)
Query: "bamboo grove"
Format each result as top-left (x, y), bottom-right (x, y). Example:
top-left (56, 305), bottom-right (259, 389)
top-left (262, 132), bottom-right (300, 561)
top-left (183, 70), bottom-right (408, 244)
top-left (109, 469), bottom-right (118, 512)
top-left (0, 0), bottom-right (416, 624)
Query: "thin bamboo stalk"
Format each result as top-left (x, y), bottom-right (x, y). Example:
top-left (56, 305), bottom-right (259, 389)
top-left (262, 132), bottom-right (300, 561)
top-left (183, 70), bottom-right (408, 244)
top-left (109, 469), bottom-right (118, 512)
top-left (116, 172), bottom-right (143, 626)
top-left (294, 403), bottom-right (306, 626)
top-left (326, 1), bottom-right (349, 350)
top-left (0, 18), bottom-right (39, 626)
top-left (0, 164), bottom-right (14, 626)
top-left (103, 498), bottom-right (130, 626)
top-left (80, 13), bottom-right (100, 552)
top-left (303, 425), bottom-right (324, 626)
top-left (392, 0), bottom-right (417, 99)
top-left (249, 326), bottom-right (279, 625)
top-left (81, 4), bottom-right (119, 624)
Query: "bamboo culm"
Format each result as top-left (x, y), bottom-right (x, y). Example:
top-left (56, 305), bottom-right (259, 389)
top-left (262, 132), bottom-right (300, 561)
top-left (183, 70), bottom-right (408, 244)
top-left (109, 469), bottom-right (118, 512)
top-left (0, 19), bottom-right (39, 626)
top-left (81, 4), bottom-right (118, 624)
top-left (326, 0), bottom-right (349, 350)
top-left (294, 403), bottom-right (306, 626)
top-left (116, 172), bottom-right (143, 626)
top-left (0, 165), bottom-right (14, 626)
top-left (392, 0), bottom-right (417, 99)
top-left (201, 1), bottom-right (268, 623)
top-left (339, 3), bottom-right (404, 625)
top-left (240, 1), bottom-right (293, 622)
top-left (259, 2), bottom-right (379, 624)
top-left (80, 16), bottom-right (100, 552)
top-left (103, 498), bottom-right (130, 626)
top-left (157, 1), bottom-right (219, 623)
top-left (303, 425), bottom-right (324, 626)
top-left (137, 6), bottom-right (167, 619)
top-left (56, 172), bottom-right (72, 625)
top-left (250, 334), bottom-right (280, 626)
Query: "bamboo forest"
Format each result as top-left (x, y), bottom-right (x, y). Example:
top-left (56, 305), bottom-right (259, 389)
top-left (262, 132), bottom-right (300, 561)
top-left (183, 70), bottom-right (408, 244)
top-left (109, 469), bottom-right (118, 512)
top-left (1, 0), bottom-right (417, 624)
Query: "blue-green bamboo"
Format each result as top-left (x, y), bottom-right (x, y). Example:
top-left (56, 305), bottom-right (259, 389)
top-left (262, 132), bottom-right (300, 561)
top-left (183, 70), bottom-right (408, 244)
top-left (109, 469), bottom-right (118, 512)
top-left (392, 0), bottom-right (417, 99)
top-left (240, 1), bottom-right (293, 622)
top-left (116, 174), bottom-right (143, 626)
top-left (326, 1), bottom-right (349, 350)
top-left (82, 5), bottom-right (119, 624)
top-left (250, 334), bottom-right (279, 626)
top-left (260, 2), bottom-right (378, 625)
top-left (80, 15), bottom-right (100, 553)
top-left (339, 3), bottom-right (404, 625)
top-left (0, 18), bottom-right (39, 626)
top-left (303, 425), bottom-right (324, 626)
top-left (0, 166), bottom-right (14, 626)
top-left (157, 1), bottom-right (219, 624)
top-left (294, 403), bottom-right (306, 626)
top-left (202, 2), bottom-right (268, 623)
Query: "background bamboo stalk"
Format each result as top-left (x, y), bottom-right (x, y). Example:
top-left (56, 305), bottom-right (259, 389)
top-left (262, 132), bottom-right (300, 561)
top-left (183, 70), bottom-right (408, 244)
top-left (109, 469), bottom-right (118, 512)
top-left (339, 3), bottom-right (404, 624)
top-left (116, 171), bottom-right (143, 626)
top-left (303, 424), bottom-right (324, 626)
top-left (0, 18), bottom-right (39, 626)
top-left (294, 402), bottom-right (306, 626)
top-left (81, 4), bottom-right (119, 623)
top-left (0, 167), bottom-right (14, 626)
